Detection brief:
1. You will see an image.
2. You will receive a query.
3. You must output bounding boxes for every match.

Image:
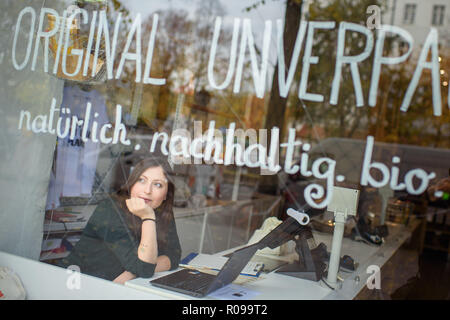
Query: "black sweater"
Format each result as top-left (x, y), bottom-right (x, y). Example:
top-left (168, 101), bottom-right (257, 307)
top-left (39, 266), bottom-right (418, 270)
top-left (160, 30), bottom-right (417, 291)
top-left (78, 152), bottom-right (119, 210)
top-left (57, 198), bottom-right (181, 281)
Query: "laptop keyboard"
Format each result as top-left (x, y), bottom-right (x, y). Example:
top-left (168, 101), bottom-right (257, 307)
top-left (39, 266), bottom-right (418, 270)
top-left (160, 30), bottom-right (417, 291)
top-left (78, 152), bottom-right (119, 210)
top-left (175, 271), bottom-right (215, 292)
top-left (151, 269), bottom-right (216, 294)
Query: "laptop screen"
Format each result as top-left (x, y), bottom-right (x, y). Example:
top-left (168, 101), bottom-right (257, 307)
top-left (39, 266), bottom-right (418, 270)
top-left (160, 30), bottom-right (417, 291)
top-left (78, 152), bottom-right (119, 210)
top-left (206, 243), bottom-right (260, 294)
top-left (207, 217), bottom-right (306, 293)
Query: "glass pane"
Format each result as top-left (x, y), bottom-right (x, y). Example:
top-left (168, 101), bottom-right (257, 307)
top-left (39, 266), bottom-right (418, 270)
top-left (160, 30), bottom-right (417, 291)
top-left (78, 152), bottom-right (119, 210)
top-left (0, 0), bottom-right (448, 299)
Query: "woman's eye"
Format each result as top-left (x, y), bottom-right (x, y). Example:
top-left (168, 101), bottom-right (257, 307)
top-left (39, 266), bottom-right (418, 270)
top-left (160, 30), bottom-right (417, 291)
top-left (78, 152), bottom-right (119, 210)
top-left (154, 183), bottom-right (162, 188)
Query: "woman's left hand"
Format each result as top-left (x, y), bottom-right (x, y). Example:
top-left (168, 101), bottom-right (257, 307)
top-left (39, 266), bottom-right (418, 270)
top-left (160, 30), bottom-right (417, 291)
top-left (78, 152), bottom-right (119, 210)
top-left (126, 197), bottom-right (156, 220)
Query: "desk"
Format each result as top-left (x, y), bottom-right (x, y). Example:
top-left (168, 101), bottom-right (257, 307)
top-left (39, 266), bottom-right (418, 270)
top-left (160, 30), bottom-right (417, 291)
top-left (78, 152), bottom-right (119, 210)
top-left (324, 219), bottom-right (421, 299)
top-left (125, 268), bottom-right (332, 300)
top-left (0, 251), bottom-right (168, 300)
top-left (0, 220), bottom-right (420, 299)
top-left (125, 220), bottom-right (421, 300)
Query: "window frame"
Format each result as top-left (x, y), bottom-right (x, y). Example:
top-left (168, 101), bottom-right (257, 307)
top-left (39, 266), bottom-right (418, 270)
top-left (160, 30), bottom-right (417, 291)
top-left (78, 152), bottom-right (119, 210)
top-left (431, 4), bottom-right (445, 26)
top-left (403, 3), bottom-right (417, 25)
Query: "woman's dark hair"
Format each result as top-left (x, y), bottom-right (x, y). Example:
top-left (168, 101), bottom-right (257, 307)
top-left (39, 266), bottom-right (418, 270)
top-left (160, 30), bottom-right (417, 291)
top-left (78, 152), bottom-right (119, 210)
top-left (115, 156), bottom-right (175, 249)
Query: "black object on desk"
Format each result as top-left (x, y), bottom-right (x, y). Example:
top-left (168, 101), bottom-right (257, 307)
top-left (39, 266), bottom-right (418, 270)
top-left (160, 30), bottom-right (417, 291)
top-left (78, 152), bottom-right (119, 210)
top-left (275, 227), bottom-right (326, 281)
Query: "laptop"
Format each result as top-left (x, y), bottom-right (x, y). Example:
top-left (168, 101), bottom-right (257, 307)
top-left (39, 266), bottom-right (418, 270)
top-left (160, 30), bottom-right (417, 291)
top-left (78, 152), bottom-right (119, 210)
top-left (150, 243), bottom-right (261, 298)
top-left (150, 217), bottom-right (305, 298)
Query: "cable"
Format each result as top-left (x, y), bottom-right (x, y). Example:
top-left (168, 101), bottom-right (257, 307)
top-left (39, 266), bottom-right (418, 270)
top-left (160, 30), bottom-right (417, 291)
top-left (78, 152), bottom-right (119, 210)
top-left (320, 276), bottom-right (335, 290)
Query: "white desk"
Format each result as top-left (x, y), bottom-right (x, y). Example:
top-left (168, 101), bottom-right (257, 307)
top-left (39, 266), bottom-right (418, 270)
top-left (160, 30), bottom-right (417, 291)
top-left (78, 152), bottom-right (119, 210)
top-left (0, 221), bottom-right (417, 300)
top-left (321, 220), bottom-right (419, 299)
top-left (125, 221), bottom-right (418, 300)
top-left (0, 251), bottom-right (168, 300)
top-left (125, 268), bottom-right (332, 300)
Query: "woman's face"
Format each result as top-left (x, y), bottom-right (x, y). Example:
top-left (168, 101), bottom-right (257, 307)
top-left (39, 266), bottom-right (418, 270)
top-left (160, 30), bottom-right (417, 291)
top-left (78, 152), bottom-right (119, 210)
top-left (130, 166), bottom-right (168, 209)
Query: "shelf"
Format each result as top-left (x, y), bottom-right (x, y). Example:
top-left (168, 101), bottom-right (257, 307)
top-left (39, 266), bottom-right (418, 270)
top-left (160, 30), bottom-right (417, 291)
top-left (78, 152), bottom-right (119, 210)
top-left (43, 229), bottom-right (84, 236)
top-left (43, 205), bottom-right (97, 233)
top-left (423, 245), bottom-right (450, 253)
top-left (39, 251), bottom-right (70, 261)
top-left (425, 223), bottom-right (450, 235)
top-left (426, 229), bottom-right (450, 236)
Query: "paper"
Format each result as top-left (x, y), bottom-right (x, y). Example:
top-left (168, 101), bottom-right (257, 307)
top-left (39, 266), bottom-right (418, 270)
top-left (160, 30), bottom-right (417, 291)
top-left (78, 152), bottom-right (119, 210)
top-left (209, 284), bottom-right (260, 300)
top-left (240, 261), bottom-right (264, 277)
top-left (183, 253), bottom-right (264, 277)
top-left (187, 253), bottom-right (228, 270)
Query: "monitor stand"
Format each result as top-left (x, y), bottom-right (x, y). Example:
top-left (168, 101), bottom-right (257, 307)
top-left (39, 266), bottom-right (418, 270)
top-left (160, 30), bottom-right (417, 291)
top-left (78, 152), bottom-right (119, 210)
top-left (275, 227), bottom-right (326, 282)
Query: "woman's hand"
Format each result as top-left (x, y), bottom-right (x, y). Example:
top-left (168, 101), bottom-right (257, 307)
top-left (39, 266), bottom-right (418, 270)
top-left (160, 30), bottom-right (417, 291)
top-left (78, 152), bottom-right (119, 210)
top-left (113, 271), bottom-right (136, 285)
top-left (126, 198), bottom-right (158, 264)
top-left (126, 197), bottom-right (156, 220)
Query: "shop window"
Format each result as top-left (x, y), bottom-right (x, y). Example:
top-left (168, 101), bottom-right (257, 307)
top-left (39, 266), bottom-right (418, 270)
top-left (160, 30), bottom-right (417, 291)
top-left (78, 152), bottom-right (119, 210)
top-left (0, 0), bottom-right (449, 299)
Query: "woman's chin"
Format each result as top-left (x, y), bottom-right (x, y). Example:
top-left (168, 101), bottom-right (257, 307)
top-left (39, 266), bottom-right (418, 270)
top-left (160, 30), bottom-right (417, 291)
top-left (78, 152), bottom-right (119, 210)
top-left (150, 202), bottom-right (163, 209)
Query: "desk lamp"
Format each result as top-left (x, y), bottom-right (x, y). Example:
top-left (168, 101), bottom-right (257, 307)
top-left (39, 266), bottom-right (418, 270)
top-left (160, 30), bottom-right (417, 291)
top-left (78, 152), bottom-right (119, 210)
top-left (325, 187), bottom-right (360, 289)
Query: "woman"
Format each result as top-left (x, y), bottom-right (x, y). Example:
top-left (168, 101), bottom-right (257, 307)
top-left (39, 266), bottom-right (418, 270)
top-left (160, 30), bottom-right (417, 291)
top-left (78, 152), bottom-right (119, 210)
top-left (57, 157), bottom-right (181, 284)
